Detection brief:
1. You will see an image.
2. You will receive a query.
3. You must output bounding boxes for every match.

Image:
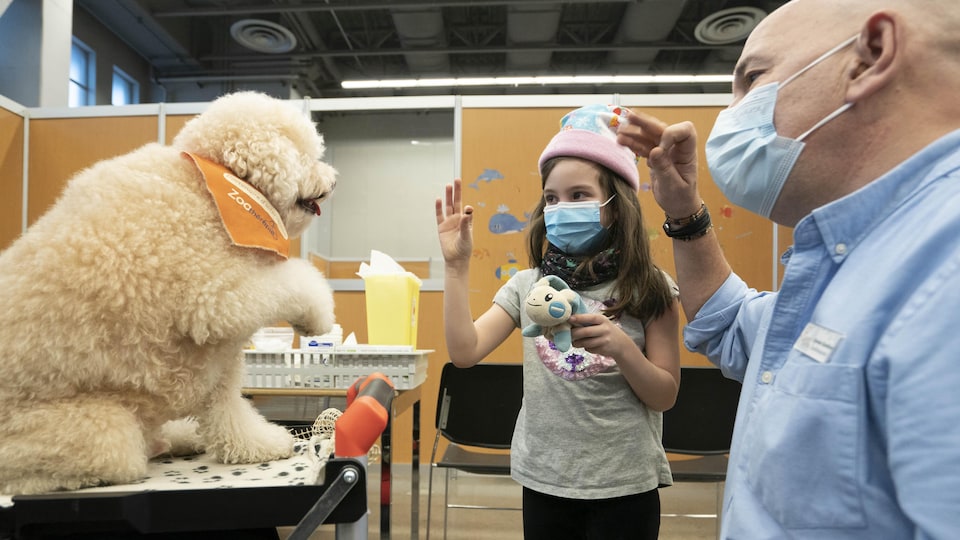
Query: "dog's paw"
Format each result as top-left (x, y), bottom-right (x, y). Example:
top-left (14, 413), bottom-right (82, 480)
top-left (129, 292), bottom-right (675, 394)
top-left (292, 307), bottom-right (335, 339)
top-left (280, 259), bottom-right (336, 337)
top-left (212, 422), bottom-right (295, 464)
top-left (156, 418), bottom-right (205, 457)
top-left (292, 288), bottom-right (336, 338)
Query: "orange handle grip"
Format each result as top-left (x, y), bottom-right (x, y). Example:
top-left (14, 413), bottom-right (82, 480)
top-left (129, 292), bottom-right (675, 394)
top-left (346, 372), bottom-right (394, 406)
top-left (336, 373), bottom-right (395, 457)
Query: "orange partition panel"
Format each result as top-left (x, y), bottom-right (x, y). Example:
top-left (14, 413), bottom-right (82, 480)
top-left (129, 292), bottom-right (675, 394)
top-left (27, 116), bottom-right (157, 225)
top-left (0, 108), bottom-right (24, 251)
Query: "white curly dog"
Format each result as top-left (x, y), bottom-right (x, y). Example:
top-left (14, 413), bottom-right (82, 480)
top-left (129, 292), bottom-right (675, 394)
top-left (0, 91), bottom-right (337, 495)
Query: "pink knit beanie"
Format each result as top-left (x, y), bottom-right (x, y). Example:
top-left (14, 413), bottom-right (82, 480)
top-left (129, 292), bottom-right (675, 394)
top-left (538, 104), bottom-right (640, 192)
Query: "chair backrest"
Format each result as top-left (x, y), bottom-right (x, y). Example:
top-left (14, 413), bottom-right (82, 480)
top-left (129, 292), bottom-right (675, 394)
top-left (434, 362), bottom-right (524, 449)
top-left (662, 366), bottom-right (742, 455)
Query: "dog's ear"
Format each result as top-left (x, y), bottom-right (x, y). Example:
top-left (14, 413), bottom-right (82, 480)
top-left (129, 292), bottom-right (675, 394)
top-left (316, 160), bottom-right (338, 195)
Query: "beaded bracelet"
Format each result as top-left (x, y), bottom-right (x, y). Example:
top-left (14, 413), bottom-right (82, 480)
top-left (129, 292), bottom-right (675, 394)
top-left (663, 204), bottom-right (713, 241)
top-left (664, 202), bottom-right (706, 227)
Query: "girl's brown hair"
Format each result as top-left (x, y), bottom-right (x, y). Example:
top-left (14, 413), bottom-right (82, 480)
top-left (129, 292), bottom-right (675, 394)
top-left (527, 157), bottom-right (674, 323)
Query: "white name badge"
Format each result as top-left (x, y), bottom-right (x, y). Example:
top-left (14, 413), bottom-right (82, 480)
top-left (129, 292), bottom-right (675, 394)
top-left (793, 323), bottom-right (845, 363)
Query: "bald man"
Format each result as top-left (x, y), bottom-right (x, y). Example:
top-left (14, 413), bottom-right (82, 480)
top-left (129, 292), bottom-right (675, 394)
top-left (618, 0), bottom-right (960, 538)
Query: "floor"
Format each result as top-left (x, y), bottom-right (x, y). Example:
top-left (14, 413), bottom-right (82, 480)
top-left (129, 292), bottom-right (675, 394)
top-left (277, 463), bottom-right (721, 539)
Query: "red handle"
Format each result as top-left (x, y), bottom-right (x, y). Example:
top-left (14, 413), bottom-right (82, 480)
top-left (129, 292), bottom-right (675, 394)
top-left (336, 373), bottom-right (395, 457)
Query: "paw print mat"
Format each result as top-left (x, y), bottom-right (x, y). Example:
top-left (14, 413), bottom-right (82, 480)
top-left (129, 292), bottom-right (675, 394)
top-left (0, 436), bottom-right (335, 508)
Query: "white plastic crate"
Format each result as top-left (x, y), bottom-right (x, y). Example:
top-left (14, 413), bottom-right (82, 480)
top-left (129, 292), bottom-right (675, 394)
top-left (243, 348), bottom-right (430, 390)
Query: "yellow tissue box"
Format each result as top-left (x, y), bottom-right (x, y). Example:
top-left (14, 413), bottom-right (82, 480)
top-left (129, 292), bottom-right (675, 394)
top-left (363, 273), bottom-right (420, 347)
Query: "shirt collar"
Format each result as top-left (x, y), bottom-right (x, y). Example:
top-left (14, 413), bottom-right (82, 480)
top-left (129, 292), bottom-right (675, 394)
top-left (795, 129), bottom-right (960, 263)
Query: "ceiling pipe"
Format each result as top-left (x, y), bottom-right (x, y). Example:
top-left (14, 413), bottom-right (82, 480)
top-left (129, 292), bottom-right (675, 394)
top-left (155, 74), bottom-right (300, 84)
top-left (198, 41), bottom-right (737, 63)
top-left (391, 7), bottom-right (450, 75)
top-left (505, 4), bottom-right (562, 72)
top-left (153, 0), bottom-right (635, 18)
top-left (608, 0), bottom-right (688, 69)
top-left (281, 0), bottom-right (345, 81)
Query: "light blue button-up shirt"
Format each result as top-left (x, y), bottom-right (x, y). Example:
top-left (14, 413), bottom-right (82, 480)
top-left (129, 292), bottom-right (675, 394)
top-left (685, 129), bottom-right (960, 539)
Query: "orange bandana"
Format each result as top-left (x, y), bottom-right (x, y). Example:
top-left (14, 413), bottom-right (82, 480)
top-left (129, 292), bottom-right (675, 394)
top-left (184, 152), bottom-right (289, 259)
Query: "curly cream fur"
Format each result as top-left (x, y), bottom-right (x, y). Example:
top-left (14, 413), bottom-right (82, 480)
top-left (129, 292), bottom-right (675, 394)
top-left (0, 91), bottom-right (337, 495)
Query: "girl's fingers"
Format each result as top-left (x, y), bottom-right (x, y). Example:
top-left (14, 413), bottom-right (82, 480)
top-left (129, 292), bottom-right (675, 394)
top-left (435, 197), bottom-right (444, 225)
top-left (459, 211), bottom-right (473, 241)
top-left (451, 178), bottom-right (462, 212)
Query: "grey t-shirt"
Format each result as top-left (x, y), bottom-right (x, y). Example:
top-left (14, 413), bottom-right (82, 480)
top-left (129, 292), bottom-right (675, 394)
top-left (494, 268), bottom-right (673, 499)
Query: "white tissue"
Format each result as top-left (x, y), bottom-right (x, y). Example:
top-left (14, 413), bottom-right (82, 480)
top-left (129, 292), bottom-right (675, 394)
top-left (356, 249), bottom-right (423, 285)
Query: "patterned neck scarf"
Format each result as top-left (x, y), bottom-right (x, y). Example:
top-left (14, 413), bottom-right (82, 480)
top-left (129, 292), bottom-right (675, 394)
top-left (540, 245), bottom-right (620, 290)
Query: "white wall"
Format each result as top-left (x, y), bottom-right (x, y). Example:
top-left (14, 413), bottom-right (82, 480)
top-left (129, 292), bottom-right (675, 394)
top-left (39, 0), bottom-right (72, 107)
top-left (304, 109), bottom-right (455, 276)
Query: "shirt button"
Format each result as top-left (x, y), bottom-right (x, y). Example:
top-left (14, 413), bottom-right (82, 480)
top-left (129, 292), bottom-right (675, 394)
top-left (835, 243), bottom-right (847, 255)
top-left (761, 371), bottom-right (774, 384)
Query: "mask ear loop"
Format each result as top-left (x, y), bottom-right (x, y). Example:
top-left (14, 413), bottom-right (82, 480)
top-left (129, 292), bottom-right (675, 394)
top-left (784, 34), bottom-right (859, 142)
top-left (797, 102), bottom-right (854, 141)
top-left (781, 34), bottom-right (859, 89)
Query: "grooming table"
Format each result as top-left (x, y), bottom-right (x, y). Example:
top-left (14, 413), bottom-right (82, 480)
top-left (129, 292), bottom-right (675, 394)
top-left (0, 374), bottom-right (395, 540)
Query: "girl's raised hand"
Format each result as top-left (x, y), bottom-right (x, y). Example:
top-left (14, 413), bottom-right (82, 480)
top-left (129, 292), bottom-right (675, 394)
top-left (435, 178), bottom-right (474, 266)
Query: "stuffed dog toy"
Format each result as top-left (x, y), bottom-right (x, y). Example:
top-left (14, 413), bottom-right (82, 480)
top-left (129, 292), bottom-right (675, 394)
top-left (0, 91), bottom-right (337, 495)
top-left (521, 275), bottom-right (586, 352)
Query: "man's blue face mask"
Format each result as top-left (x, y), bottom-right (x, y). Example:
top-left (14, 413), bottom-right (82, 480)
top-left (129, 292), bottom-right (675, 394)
top-left (543, 195), bottom-right (616, 255)
top-left (705, 35), bottom-right (858, 218)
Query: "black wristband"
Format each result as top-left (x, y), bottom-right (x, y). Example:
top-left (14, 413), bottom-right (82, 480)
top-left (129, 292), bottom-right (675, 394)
top-left (663, 206), bottom-right (712, 241)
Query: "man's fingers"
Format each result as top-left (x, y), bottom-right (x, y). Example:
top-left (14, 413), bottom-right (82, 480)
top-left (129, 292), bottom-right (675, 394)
top-left (618, 109), bottom-right (670, 157)
top-left (624, 109), bottom-right (668, 136)
top-left (658, 121), bottom-right (698, 164)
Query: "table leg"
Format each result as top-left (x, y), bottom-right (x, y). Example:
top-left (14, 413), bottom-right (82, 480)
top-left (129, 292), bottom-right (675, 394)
top-left (410, 399), bottom-right (420, 540)
top-left (380, 386), bottom-right (423, 539)
top-left (381, 412), bottom-right (392, 540)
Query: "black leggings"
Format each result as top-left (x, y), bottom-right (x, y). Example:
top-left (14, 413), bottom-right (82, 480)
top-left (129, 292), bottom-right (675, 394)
top-left (522, 487), bottom-right (661, 540)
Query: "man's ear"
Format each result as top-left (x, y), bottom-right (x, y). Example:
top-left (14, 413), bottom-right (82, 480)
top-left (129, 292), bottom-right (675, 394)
top-left (846, 11), bottom-right (899, 102)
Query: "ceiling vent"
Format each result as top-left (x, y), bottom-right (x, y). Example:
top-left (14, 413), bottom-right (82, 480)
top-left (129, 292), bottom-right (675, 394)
top-left (694, 6), bottom-right (766, 45)
top-left (230, 19), bottom-right (297, 53)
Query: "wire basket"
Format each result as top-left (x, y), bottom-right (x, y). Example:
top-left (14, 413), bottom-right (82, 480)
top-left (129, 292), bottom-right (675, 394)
top-left (244, 348), bottom-right (430, 390)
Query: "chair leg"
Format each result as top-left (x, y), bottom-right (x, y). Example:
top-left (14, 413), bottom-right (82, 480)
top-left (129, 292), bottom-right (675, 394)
top-left (425, 434), bottom-right (442, 540)
top-left (425, 464), bottom-right (435, 540)
top-left (443, 468), bottom-right (451, 540)
top-left (715, 481), bottom-right (723, 540)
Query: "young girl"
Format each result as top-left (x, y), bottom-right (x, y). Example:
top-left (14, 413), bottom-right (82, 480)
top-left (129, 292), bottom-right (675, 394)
top-left (435, 104), bottom-right (681, 539)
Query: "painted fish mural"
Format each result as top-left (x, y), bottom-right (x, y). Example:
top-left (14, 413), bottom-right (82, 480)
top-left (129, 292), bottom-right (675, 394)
top-left (469, 168), bottom-right (504, 189)
top-left (495, 253), bottom-right (521, 281)
top-left (489, 204), bottom-right (528, 234)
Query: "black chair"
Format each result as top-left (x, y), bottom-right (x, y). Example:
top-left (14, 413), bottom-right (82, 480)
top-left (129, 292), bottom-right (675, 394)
top-left (425, 362), bottom-right (524, 540)
top-left (661, 366), bottom-right (742, 538)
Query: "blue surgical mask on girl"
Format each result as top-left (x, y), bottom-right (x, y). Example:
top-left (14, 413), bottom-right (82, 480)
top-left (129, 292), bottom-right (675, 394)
top-left (544, 195), bottom-right (616, 255)
top-left (705, 35), bottom-right (858, 218)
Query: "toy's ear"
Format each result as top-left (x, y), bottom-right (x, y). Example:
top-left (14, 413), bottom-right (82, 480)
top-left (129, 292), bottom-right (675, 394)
top-left (559, 289), bottom-right (586, 314)
top-left (535, 277), bottom-right (553, 288)
top-left (545, 275), bottom-right (570, 291)
top-left (572, 295), bottom-right (587, 314)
